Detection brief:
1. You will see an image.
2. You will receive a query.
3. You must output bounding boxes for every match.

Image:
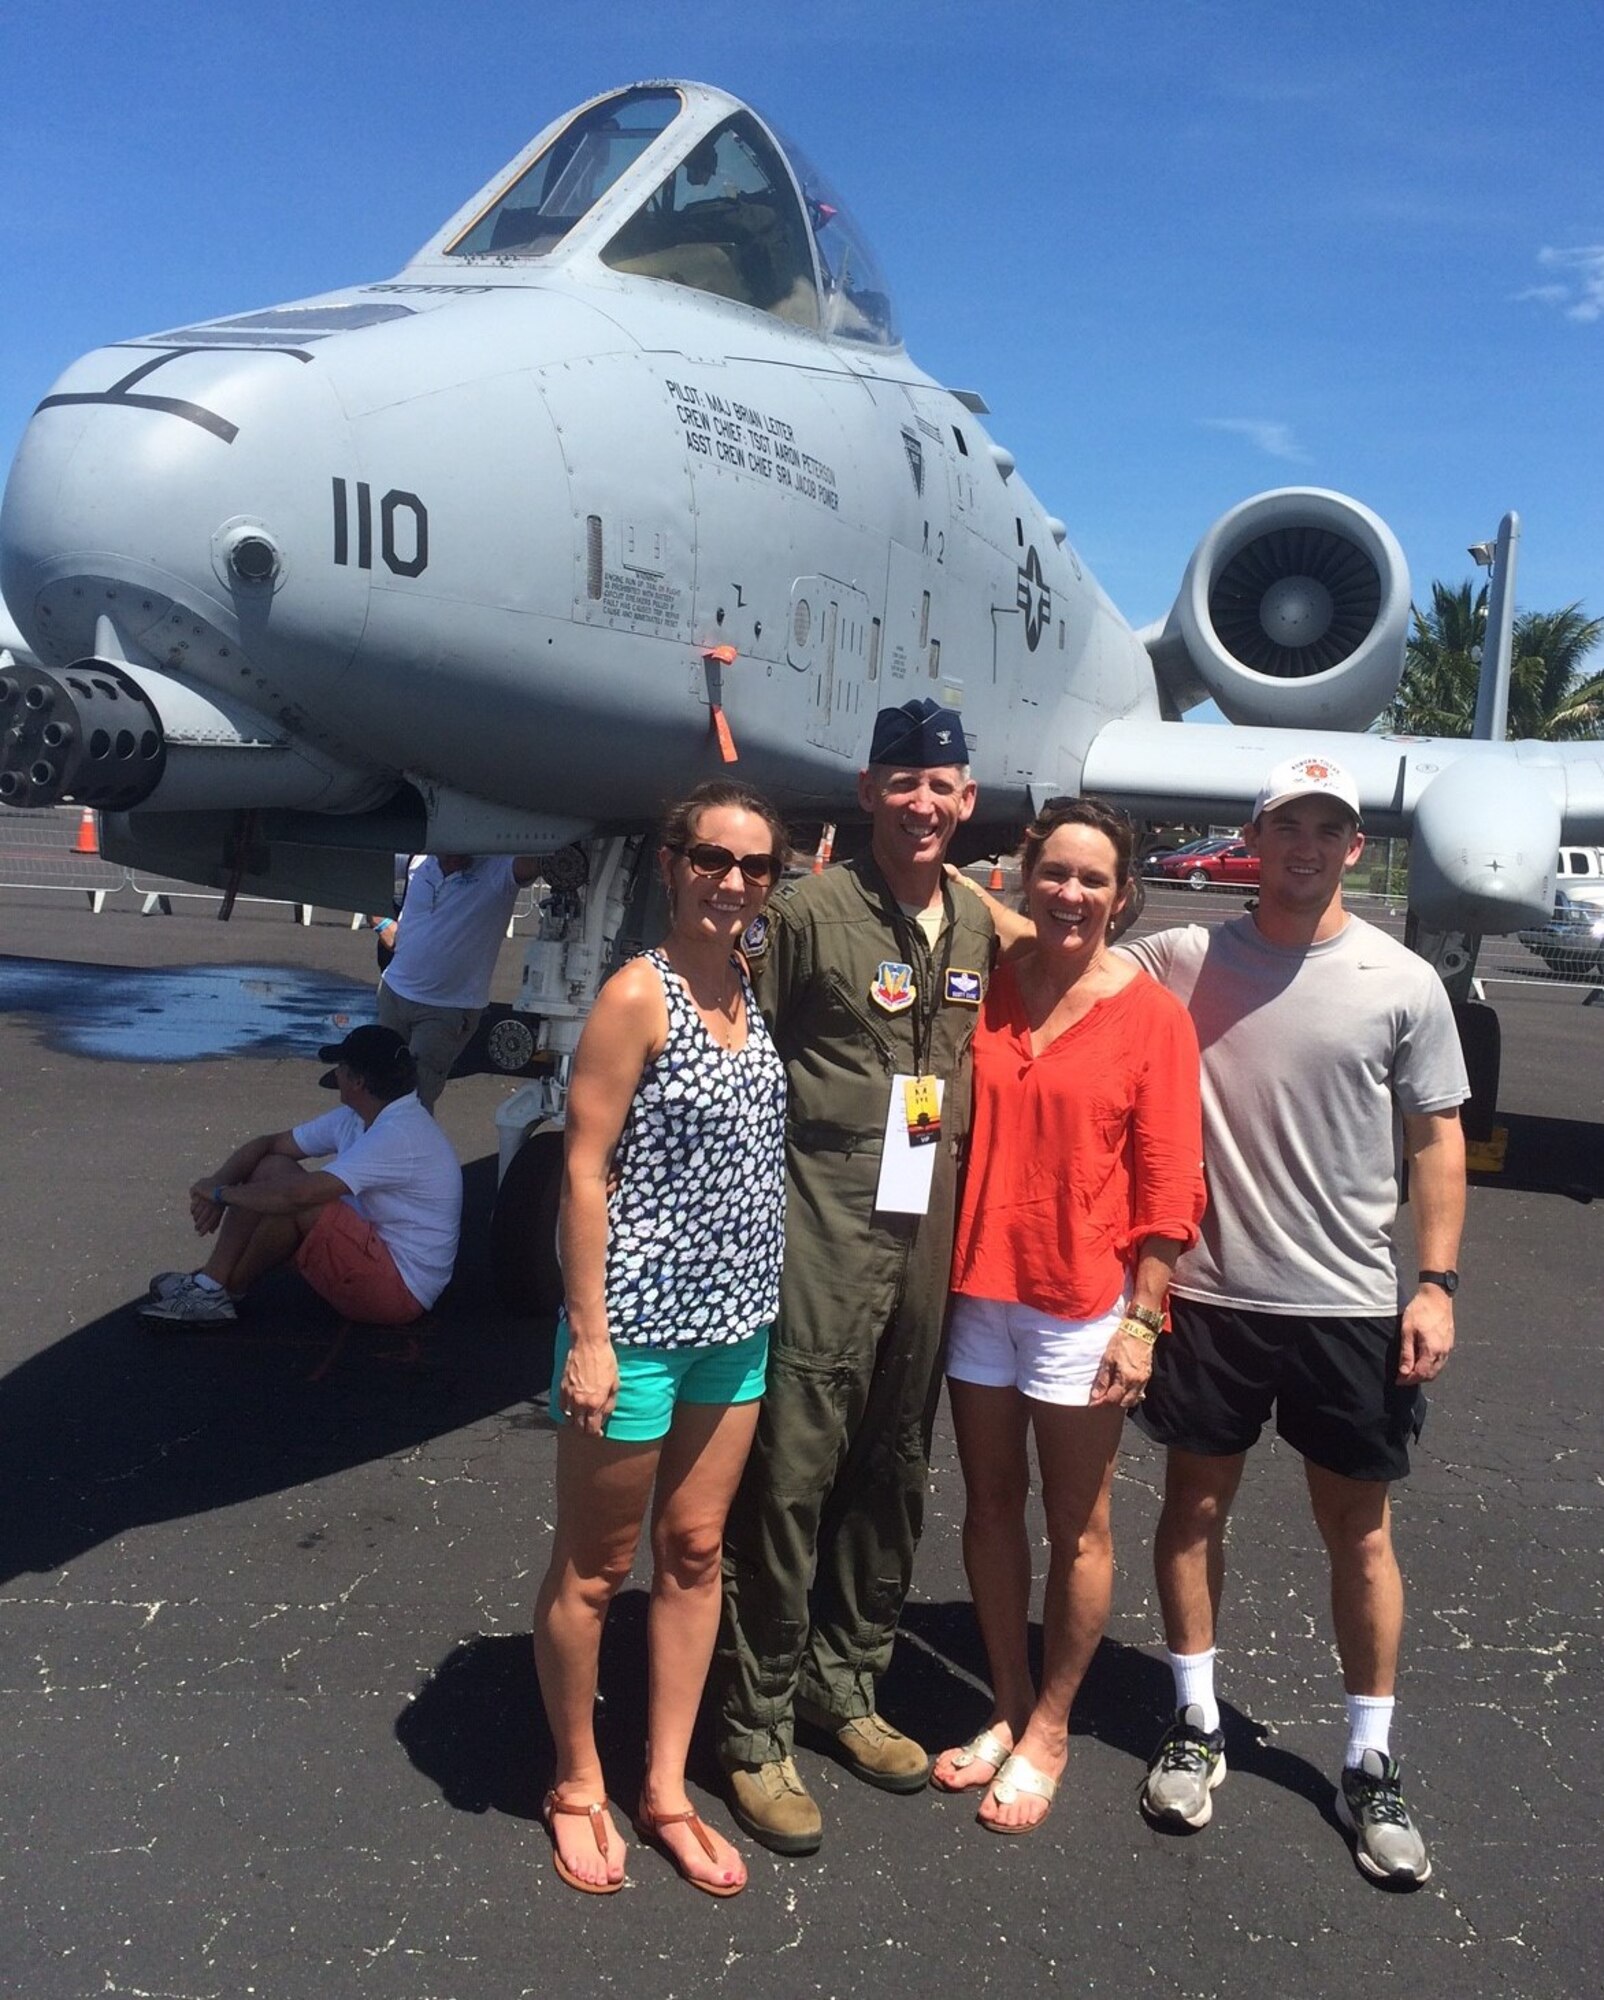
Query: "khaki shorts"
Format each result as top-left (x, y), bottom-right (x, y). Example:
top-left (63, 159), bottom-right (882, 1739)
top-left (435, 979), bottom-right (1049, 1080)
top-left (295, 1200), bottom-right (423, 1325)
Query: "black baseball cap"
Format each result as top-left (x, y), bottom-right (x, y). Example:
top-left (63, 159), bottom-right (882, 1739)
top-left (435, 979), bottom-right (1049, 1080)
top-left (317, 1023), bottom-right (416, 1092)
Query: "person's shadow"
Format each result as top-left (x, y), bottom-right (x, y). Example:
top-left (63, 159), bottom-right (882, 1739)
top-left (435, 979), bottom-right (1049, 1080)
top-left (0, 1156), bottom-right (554, 1587)
top-left (395, 1592), bottom-right (1333, 1831)
top-left (397, 1596), bottom-right (676, 1821)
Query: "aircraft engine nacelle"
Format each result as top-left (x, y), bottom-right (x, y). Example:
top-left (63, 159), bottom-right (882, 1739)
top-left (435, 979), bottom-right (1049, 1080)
top-left (1145, 488), bottom-right (1411, 730)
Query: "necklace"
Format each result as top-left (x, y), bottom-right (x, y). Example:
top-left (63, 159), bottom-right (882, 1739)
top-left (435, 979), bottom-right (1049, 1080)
top-left (662, 946), bottom-right (744, 1049)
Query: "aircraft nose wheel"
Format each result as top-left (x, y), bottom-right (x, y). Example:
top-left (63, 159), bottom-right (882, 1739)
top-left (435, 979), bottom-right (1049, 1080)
top-left (490, 1127), bottom-right (565, 1317)
top-left (485, 1014), bottom-right (538, 1073)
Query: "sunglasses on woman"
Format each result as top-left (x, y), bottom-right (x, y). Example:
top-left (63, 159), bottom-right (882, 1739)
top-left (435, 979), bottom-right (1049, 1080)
top-left (673, 842), bottom-right (783, 884)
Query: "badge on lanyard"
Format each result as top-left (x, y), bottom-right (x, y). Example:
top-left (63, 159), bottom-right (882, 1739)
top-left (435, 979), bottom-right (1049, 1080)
top-left (902, 1074), bottom-right (942, 1147)
top-left (870, 961), bottom-right (917, 1014)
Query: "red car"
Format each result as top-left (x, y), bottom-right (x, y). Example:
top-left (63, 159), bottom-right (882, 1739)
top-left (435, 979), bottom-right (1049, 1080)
top-left (1149, 840), bottom-right (1260, 891)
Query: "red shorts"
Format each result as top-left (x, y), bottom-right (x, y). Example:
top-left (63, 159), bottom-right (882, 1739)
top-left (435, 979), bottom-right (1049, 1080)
top-left (295, 1200), bottom-right (423, 1325)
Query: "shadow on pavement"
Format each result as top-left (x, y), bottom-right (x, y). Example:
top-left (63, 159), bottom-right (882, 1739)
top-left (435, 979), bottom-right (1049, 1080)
top-left (397, 1599), bottom-right (657, 1822)
top-left (0, 1156), bottom-right (549, 1586)
top-left (397, 1596), bottom-right (1332, 1827)
top-left (1468, 1111), bottom-right (1604, 1201)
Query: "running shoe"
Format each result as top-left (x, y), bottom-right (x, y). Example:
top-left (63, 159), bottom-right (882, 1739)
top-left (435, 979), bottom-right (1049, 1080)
top-left (1337, 1749), bottom-right (1432, 1885)
top-left (140, 1275), bottom-right (238, 1326)
top-left (1140, 1704), bottom-right (1227, 1828)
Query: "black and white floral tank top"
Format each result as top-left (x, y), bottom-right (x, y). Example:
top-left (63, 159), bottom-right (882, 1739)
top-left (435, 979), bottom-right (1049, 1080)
top-left (602, 950), bottom-right (787, 1348)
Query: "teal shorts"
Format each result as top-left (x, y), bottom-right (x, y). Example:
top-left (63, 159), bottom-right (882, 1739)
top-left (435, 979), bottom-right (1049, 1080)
top-left (551, 1317), bottom-right (770, 1443)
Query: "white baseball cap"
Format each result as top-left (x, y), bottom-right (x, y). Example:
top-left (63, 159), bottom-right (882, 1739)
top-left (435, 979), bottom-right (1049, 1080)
top-left (1252, 753), bottom-right (1362, 822)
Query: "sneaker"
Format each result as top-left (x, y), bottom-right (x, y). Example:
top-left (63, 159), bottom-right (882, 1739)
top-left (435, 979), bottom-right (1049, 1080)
top-left (1141, 1704), bottom-right (1227, 1828)
top-left (148, 1270), bottom-right (193, 1302)
top-left (1337, 1749), bottom-right (1432, 1885)
top-left (140, 1275), bottom-right (238, 1327)
top-left (795, 1697), bottom-right (932, 1792)
top-left (725, 1756), bottom-right (823, 1855)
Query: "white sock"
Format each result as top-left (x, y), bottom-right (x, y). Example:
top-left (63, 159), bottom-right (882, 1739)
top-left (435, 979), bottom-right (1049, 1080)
top-left (192, 1273), bottom-right (225, 1294)
top-left (1166, 1648), bottom-right (1219, 1733)
top-left (1344, 1693), bottom-right (1395, 1768)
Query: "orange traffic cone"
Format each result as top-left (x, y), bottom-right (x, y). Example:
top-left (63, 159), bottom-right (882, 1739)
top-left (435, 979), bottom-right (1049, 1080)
top-left (812, 822), bottom-right (836, 874)
top-left (988, 860), bottom-right (1005, 892)
top-left (75, 807), bottom-right (99, 856)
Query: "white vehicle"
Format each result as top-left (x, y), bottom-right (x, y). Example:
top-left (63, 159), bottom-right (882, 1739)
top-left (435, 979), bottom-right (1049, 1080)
top-left (1555, 847), bottom-right (1604, 913)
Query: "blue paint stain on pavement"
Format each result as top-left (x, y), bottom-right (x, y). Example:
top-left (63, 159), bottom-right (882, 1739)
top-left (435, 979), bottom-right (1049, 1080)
top-left (0, 958), bottom-right (376, 1062)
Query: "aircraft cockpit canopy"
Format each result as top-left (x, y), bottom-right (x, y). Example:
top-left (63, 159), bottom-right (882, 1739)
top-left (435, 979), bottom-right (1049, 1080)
top-left (444, 83), bottom-right (900, 348)
top-left (448, 86), bottom-right (682, 260)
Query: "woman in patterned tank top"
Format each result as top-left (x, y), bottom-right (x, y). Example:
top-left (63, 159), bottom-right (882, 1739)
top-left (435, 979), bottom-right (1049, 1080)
top-left (533, 781), bottom-right (789, 1900)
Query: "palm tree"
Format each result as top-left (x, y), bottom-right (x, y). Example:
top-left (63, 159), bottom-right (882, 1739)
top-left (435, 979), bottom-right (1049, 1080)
top-left (1382, 581), bottom-right (1604, 739)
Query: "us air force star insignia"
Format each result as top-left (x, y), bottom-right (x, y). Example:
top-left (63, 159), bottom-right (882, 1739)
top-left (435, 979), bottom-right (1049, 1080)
top-left (870, 961), bottom-right (917, 1014)
top-left (742, 914), bottom-right (771, 959)
top-left (945, 968), bottom-right (983, 1005)
top-left (1015, 545), bottom-right (1052, 651)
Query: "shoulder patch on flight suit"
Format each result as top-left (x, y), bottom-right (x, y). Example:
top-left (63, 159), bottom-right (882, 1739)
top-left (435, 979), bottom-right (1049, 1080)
top-left (743, 913), bottom-right (771, 959)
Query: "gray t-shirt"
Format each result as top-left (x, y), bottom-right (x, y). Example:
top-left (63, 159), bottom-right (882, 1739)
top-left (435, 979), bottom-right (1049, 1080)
top-left (1120, 915), bottom-right (1468, 1315)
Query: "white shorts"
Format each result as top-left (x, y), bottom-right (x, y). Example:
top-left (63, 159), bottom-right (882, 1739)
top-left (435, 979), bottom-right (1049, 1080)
top-left (946, 1293), bottom-right (1127, 1406)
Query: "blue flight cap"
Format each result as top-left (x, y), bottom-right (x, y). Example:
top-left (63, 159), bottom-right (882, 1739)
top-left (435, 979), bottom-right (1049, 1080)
top-left (868, 698), bottom-right (969, 769)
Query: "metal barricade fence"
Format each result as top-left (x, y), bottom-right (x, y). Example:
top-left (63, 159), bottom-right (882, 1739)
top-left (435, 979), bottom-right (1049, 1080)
top-left (0, 805), bottom-right (131, 910)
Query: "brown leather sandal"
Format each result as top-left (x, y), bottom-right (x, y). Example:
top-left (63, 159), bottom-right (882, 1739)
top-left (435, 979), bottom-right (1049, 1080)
top-left (633, 1799), bottom-right (746, 1897)
top-left (542, 1789), bottom-right (624, 1894)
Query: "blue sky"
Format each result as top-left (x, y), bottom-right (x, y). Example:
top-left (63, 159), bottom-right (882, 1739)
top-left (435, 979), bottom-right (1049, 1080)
top-left (3, 0), bottom-right (1600, 642)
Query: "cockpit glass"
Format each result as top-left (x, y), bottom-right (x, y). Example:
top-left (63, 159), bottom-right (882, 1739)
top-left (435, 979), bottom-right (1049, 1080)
top-left (600, 112), bottom-right (820, 330)
top-left (448, 86), bottom-right (682, 259)
top-left (766, 123), bottom-right (899, 347)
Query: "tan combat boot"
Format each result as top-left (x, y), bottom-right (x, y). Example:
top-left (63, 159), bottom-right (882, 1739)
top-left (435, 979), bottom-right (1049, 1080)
top-left (795, 1699), bottom-right (932, 1793)
top-left (725, 1755), bottom-right (824, 1855)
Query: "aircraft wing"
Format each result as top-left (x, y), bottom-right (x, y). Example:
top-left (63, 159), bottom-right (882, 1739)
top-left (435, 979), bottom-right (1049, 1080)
top-left (1083, 719), bottom-right (1604, 931)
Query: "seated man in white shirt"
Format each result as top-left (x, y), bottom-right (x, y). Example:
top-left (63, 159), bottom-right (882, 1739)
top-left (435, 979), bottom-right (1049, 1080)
top-left (141, 1026), bottom-right (464, 1328)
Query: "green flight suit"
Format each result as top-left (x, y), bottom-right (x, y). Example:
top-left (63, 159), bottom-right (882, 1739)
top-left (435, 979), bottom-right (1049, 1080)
top-left (715, 855), bottom-right (995, 1766)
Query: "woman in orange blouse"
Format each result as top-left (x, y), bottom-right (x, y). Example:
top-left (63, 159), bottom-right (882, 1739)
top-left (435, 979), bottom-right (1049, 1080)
top-left (933, 797), bottom-right (1205, 1833)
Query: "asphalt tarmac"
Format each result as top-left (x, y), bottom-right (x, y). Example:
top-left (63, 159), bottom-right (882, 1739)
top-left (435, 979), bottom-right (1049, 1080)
top-left (1, 888), bottom-right (1600, 2000)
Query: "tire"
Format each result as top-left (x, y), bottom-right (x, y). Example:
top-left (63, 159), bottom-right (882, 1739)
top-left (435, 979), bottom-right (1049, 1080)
top-left (1188, 869), bottom-right (1209, 891)
top-left (489, 1128), bottom-right (564, 1317)
top-left (1451, 999), bottom-right (1501, 1146)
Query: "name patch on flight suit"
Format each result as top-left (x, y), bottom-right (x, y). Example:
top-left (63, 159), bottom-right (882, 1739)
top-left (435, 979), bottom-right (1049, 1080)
top-left (870, 961), bottom-right (916, 1014)
top-left (944, 968), bottom-right (984, 1005)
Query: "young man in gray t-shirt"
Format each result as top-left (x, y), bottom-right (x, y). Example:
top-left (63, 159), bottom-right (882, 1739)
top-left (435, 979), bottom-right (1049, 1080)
top-left (1120, 753), bottom-right (1467, 1889)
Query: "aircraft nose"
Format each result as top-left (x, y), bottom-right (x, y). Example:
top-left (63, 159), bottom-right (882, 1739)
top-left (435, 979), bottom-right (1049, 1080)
top-left (0, 339), bottom-right (367, 688)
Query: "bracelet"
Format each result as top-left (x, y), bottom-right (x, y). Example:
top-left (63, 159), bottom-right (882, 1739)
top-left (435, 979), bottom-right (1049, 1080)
top-left (212, 1185), bottom-right (227, 1206)
top-left (1124, 1301), bottom-right (1166, 1337)
top-left (1119, 1315), bottom-right (1159, 1346)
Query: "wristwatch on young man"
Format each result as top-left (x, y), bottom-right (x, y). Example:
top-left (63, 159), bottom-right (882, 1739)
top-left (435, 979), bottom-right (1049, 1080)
top-left (1417, 1269), bottom-right (1460, 1296)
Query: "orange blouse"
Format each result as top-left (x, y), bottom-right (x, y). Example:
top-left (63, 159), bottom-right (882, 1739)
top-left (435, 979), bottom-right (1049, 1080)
top-left (950, 961), bottom-right (1206, 1320)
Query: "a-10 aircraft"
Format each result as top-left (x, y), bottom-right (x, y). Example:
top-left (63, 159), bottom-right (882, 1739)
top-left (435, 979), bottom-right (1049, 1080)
top-left (3, 78), bottom-right (1601, 1134)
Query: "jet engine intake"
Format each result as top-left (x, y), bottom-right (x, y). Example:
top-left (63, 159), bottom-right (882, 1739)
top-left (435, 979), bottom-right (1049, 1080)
top-left (1145, 488), bottom-right (1410, 730)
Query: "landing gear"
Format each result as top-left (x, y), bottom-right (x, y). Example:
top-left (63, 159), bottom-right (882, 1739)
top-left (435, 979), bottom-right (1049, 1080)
top-left (1406, 917), bottom-right (1501, 1144)
top-left (489, 1127), bottom-right (565, 1317)
top-left (486, 833), bottom-right (651, 1316)
top-left (484, 1014), bottom-right (538, 1074)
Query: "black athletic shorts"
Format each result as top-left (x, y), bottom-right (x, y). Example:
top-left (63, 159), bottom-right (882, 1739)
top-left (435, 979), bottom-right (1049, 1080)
top-left (1131, 1298), bottom-right (1426, 1483)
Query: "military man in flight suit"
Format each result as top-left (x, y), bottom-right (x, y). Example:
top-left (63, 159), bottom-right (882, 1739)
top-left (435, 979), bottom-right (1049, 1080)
top-left (715, 697), bottom-right (995, 1854)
